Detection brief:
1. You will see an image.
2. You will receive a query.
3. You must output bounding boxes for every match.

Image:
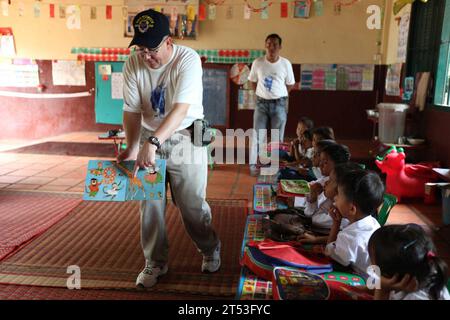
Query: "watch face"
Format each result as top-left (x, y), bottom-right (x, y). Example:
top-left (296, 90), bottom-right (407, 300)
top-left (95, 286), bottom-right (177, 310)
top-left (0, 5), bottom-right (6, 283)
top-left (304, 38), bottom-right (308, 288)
top-left (149, 136), bottom-right (160, 147)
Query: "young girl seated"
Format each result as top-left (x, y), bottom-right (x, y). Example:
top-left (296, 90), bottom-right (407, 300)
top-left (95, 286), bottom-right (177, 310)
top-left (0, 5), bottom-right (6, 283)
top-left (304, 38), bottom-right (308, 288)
top-left (312, 127), bottom-right (335, 149)
top-left (307, 139), bottom-right (335, 181)
top-left (325, 169), bottom-right (384, 278)
top-left (369, 224), bottom-right (450, 300)
top-left (290, 117), bottom-right (314, 162)
top-left (297, 129), bottom-right (314, 168)
top-left (308, 142), bottom-right (351, 199)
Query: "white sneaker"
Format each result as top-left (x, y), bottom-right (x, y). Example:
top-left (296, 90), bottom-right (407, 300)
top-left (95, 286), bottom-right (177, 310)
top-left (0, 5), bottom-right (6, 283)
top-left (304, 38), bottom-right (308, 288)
top-left (136, 263), bottom-right (168, 288)
top-left (202, 242), bottom-right (221, 273)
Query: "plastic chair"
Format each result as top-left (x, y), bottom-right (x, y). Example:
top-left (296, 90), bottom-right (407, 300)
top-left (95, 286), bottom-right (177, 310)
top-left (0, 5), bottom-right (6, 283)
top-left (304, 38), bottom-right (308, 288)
top-left (377, 193), bottom-right (398, 226)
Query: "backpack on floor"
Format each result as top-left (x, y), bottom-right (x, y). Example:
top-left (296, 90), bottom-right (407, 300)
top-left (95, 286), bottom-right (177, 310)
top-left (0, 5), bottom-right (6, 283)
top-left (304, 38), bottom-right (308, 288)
top-left (241, 240), bottom-right (333, 281)
top-left (262, 208), bottom-right (312, 242)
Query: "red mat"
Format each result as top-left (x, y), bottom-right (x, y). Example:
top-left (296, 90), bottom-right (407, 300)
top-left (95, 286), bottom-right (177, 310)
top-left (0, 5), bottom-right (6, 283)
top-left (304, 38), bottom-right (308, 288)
top-left (0, 191), bottom-right (82, 261)
top-left (0, 198), bottom-right (248, 297)
top-left (0, 283), bottom-right (221, 300)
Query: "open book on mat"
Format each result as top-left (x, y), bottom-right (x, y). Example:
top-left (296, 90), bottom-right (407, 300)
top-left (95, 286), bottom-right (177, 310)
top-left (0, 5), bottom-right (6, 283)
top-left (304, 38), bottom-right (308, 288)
top-left (83, 159), bottom-right (166, 202)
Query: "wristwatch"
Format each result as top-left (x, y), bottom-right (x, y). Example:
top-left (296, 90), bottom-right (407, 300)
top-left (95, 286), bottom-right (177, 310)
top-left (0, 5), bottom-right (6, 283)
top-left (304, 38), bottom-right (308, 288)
top-left (147, 136), bottom-right (161, 150)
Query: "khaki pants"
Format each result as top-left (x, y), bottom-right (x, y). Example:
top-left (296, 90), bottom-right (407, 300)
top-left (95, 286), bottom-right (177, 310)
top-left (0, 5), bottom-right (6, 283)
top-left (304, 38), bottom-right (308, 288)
top-left (139, 128), bottom-right (219, 267)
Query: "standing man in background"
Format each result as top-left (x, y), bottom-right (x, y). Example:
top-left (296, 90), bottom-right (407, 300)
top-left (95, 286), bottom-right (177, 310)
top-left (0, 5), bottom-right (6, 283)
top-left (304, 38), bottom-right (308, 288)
top-left (248, 34), bottom-right (296, 176)
top-left (117, 9), bottom-right (220, 288)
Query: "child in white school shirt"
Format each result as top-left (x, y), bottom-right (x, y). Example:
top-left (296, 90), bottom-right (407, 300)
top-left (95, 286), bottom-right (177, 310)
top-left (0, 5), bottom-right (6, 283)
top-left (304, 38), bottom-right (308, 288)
top-left (303, 144), bottom-right (351, 230)
top-left (369, 224), bottom-right (449, 300)
top-left (325, 169), bottom-right (384, 279)
top-left (298, 162), bottom-right (362, 244)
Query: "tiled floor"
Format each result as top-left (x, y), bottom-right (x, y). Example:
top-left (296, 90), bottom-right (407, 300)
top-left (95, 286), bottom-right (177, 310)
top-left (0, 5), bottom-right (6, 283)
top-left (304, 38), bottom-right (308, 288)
top-left (0, 131), bottom-right (449, 272)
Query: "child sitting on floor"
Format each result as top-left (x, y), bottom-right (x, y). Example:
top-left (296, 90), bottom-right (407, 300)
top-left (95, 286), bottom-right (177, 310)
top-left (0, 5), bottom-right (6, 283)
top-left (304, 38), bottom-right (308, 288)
top-left (297, 129), bottom-right (314, 168)
top-left (325, 169), bottom-right (384, 278)
top-left (309, 142), bottom-right (351, 195)
top-left (289, 117), bottom-right (314, 162)
top-left (369, 224), bottom-right (450, 300)
top-left (280, 139), bottom-right (336, 182)
top-left (298, 162), bottom-right (362, 243)
top-left (312, 127), bottom-right (335, 149)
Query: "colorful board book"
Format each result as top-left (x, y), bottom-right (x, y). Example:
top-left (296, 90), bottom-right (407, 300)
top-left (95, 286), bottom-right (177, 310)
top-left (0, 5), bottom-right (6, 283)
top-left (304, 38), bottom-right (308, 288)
top-left (278, 179), bottom-right (310, 197)
top-left (236, 267), bottom-right (273, 300)
top-left (273, 267), bottom-right (330, 300)
top-left (253, 184), bottom-right (278, 213)
top-left (273, 267), bottom-right (373, 300)
top-left (241, 214), bottom-right (267, 259)
top-left (83, 159), bottom-right (166, 202)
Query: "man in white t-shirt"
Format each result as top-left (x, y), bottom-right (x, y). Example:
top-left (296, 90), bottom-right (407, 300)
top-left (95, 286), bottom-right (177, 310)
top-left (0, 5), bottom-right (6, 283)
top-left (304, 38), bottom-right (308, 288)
top-left (117, 9), bottom-right (220, 288)
top-left (248, 34), bottom-right (296, 176)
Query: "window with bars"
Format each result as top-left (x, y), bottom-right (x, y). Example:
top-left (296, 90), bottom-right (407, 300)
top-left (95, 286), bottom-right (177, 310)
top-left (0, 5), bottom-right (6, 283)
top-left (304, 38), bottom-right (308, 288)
top-left (435, 1), bottom-right (450, 106)
top-left (406, 0), bottom-right (450, 107)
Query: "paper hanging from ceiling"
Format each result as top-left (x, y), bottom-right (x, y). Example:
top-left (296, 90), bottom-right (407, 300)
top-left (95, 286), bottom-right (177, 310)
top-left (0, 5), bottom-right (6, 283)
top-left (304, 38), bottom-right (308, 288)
top-left (66, 5), bottom-right (81, 30)
top-left (1, 0), bottom-right (8, 16)
top-left (52, 60), bottom-right (86, 86)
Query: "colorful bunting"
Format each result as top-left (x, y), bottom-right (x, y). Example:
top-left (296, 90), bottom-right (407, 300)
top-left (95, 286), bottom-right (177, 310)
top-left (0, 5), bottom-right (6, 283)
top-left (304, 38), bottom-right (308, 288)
top-left (33, 1), bottom-right (41, 18)
top-left (226, 5), bottom-right (233, 19)
top-left (208, 4), bottom-right (216, 20)
top-left (1, 0), bottom-right (8, 17)
top-left (244, 4), bottom-right (251, 19)
top-left (281, 2), bottom-right (288, 18)
top-left (90, 6), bottom-right (97, 19)
top-left (49, 3), bottom-right (55, 18)
top-left (199, 4), bottom-right (206, 21)
top-left (106, 5), bottom-right (112, 20)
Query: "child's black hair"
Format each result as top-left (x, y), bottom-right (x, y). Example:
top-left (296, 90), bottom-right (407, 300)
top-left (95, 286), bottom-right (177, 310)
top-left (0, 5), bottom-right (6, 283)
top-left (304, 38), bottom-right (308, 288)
top-left (315, 139), bottom-right (336, 153)
top-left (302, 129), bottom-right (313, 142)
top-left (338, 169), bottom-right (384, 218)
top-left (321, 143), bottom-right (351, 165)
top-left (369, 224), bottom-right (449, 300)
top-left (299, 117), bottom-right (314, 131)
top-left (334, 162), bottom-right (365, 184)
top-left (313, 127), bottom-right (335, 141)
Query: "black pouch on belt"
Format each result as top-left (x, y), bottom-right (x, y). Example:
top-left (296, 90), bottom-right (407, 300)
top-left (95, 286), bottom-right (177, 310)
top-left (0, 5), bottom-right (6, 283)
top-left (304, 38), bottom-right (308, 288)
top-left (187, 119), bottom-right (215, 147)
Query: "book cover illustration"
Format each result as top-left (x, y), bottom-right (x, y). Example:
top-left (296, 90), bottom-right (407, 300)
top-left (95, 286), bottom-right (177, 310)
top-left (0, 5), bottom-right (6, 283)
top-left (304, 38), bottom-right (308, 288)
top-left (273, 267), bottom-right (330, 300)
top-left (278, 179), bottom-right (310, 197)
top-left (83, 159), bottom-right (166, 202)
top-left (236, 267), bottom-right (273, 300)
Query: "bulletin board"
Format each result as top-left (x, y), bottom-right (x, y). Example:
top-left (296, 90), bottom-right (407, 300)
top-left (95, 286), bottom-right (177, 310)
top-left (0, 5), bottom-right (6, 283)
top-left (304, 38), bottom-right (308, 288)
top-left (94, 62), bottom-right (229, 127)
top-left (202, 65), bottom-right (229, 127)
top-left (94, 62), bottom-right (124, 124)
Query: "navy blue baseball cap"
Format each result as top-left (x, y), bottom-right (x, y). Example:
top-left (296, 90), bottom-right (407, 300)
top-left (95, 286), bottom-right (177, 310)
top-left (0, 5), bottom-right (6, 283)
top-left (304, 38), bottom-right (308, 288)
top-left (129, 9), bottom-right (170, 49)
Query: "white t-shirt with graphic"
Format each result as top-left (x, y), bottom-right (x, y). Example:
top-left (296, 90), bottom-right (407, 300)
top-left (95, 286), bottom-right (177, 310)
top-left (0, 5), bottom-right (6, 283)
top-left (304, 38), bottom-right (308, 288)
top-left (248, 56), bottom-right (295, 100)
top-left (122, 44), bottom-right (204, 131)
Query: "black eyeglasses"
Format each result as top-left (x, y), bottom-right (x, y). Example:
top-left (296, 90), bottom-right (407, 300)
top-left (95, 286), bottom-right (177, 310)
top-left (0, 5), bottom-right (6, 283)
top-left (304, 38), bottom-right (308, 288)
top-left (135, 36), bottom-right (168, 56)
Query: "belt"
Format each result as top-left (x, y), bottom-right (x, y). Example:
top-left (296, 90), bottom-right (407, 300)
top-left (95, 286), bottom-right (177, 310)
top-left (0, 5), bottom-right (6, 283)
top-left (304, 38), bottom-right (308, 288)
top-left (257, 96), bottom-right (287, 102)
